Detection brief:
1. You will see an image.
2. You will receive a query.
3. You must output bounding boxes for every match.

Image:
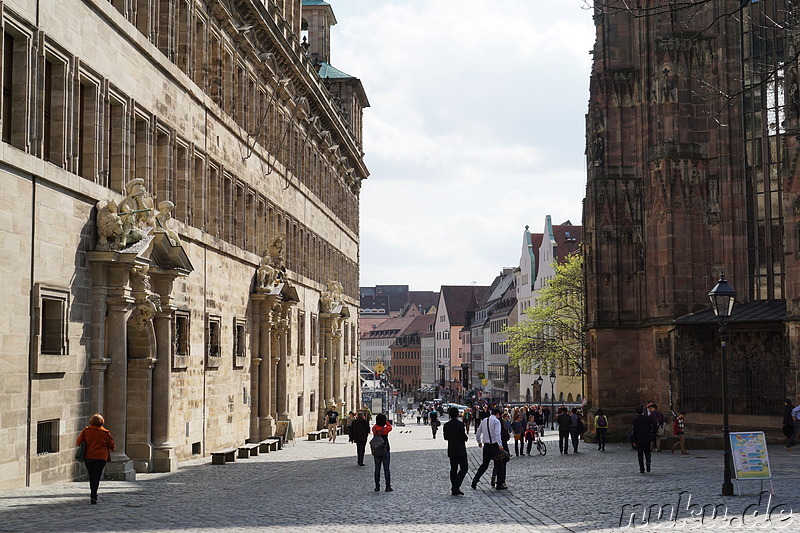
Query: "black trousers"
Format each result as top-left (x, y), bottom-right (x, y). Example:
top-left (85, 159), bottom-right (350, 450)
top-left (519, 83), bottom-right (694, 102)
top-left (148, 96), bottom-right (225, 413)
top-left (355, 441), bottom-right (366, 464)
top-left (636, 443), bottom-right (652, 472)
top-left (558, 430), bottom-right (570, 453)
top-left (449, 455), bottom-right (468, 491)
top-left (373, 453), bottom-right (391, 487)
top-left (84, 459), bottom-right (106, 502)
top-left (472, 444), bottom-right (505, 486)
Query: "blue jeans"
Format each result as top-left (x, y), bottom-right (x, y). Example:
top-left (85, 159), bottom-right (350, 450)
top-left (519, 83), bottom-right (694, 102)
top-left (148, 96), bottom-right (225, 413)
top-left (373, 452), bottom-right (390, 487)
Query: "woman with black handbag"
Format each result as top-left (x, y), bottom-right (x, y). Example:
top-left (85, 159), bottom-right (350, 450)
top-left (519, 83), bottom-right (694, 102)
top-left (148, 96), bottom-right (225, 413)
top-left (76, 413), bottom-right (115, 504)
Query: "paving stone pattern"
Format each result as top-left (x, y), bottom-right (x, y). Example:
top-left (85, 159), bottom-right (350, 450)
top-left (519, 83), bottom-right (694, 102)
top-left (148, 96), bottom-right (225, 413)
top-left (1, 419), bottom-right (799, 532)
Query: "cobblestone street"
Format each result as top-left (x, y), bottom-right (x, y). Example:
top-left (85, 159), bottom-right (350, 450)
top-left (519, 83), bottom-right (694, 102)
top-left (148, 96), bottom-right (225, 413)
top-left (2, 420), bottom-right (799, 532)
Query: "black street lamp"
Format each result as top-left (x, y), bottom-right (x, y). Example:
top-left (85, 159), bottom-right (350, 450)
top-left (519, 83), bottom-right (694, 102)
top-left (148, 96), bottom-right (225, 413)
top-left (549, 369), bottom-right (557, 430)
top-left (709, 274), bottom-right (736, 497)
top-left (536, 375), bottom-right (544, 402)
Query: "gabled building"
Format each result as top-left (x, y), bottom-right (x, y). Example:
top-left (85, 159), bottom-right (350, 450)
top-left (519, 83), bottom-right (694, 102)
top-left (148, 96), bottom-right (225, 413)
top-left (434, 285), bottom-right (489, 400)
top-left (515, 217), bottom-right (583, 404)
top-left (389, 312), bottom-right (435, 395)
top-left (470, 270), bottom-right (517, 403)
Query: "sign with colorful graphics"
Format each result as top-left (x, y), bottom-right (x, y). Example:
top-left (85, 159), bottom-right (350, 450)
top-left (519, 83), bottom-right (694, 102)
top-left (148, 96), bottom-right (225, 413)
top-left (730, 431), bottom-right (771, 479)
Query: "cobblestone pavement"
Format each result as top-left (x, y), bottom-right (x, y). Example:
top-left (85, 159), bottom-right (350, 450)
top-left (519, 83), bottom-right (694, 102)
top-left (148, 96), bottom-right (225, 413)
top-left (1, 419), bottom-right (799, 532)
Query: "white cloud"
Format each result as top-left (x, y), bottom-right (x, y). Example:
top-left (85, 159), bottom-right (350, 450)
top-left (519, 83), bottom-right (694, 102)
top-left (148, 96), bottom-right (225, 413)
top-left (327, 0), bottom-right (594, 291)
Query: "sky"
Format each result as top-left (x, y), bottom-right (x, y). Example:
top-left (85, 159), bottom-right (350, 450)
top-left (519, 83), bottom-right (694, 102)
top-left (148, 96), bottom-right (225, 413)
top-left (327, 0), bottom-right (595, 292)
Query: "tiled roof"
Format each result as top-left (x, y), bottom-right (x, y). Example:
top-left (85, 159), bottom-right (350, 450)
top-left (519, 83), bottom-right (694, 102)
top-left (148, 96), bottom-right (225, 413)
top-left (441, 285), bottom-right (490, 326)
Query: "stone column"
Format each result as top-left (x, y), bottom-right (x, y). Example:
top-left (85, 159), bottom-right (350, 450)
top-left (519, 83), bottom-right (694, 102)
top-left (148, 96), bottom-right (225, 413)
top-left (333, 319), bottom-right (343, 408)
top-left (249, 297), bottom-right (262, 442)
top-left (104, 298), bottom-right (135, 480)
top-left (322, 316), bottom-right (335, 408)
top-left (258, 296), bottom-right (276, 439)
top-left (88, 263), bottom-right (109, 415)
top-left (151, 308), bottom-right (175, 472)
top-left (276, 304), bottom-right (290, 421)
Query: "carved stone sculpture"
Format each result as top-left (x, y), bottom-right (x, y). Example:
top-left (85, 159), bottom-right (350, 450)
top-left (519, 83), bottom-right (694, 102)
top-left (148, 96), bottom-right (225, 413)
top-left (130, 265), bottom-right (161, 330)
top-left (320, 280), bottom-right (343, 313)
top-left (119, 178), bottom-right (155, 247)
top-left (155, 200), bottom-right (181, 246)
top-left (95, 199), bottom-right (124, 251)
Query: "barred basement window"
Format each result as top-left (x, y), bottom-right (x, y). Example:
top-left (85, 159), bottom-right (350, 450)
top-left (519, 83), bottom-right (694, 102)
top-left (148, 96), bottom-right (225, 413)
top-left (36, 420), bottom-right (58, 454)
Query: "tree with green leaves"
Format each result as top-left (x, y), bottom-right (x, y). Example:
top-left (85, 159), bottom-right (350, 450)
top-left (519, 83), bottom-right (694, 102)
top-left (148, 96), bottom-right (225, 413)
top-left (506, 252), bottom-right (585, 375)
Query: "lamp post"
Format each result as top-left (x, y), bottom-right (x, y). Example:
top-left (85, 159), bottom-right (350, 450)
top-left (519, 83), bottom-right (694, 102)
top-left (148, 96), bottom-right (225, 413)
top-left (536, 375), bottom-right (544, 403)
top-left (549, 369), bottom-right (557, 430)
top-left (708, 274), bottom-right (736, 497)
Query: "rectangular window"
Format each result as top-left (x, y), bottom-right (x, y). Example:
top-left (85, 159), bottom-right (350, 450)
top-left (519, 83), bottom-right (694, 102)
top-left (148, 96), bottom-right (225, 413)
top-left (173, 310), bottom-right (190, 370)
top-left (310, 313), bottom-right (318, 364)
top-left (33, 284), bottom-right (70, 374)
top-left (206, 315), bottom-right (222, 368)
top-left (36, 420), bottom-right (59, 454)
top-left (310, 392), bottom-right (316, 414)
top-left (297, 311), bottom-right (305, 365)
top-left (233, 318), bottom-right (246, 368)
top-left (297, 394), bottom-right (304, 416)
top-left (2, 29), bottom-right (29, 149)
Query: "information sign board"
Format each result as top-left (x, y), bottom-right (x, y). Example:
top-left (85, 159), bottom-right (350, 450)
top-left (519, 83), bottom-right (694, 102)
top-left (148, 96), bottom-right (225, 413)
top-left (730, 431), bottom-right (771, 479)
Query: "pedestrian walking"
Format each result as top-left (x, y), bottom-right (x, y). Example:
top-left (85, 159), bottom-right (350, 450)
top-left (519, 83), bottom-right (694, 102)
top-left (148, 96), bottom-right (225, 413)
top-left (76, 413), bottom-right (115, 504)
top-left (648, 404), bottom-right (665, 452)
top-left (595, 408), bottom-right (608, 451)
top-left (325, 405), bottom-right (340, 442)
top-left (491, 413), bottom-right (512, 487)
top-left (443, 406), bottom-right (468, 495)
top-left (557, 408), bottom-right (571, 454)
top-left (512, 413), bottom-right (525, 456)
top-left (350, 412), bottom-right (370, 466)
top-left (632, 406), bottom-right (656, 473)
top-left (417, 407), bottom-right (422, 425)
top-left (569, 408), bottom-right (581, 453)
top-left (430, 409), bottom-right (440, 439)
top-left (422, 408), bottom-right (429, 426)
top-left (783, 399), bottom-right (795, 440)
top-left (785, 399), bottom-right (800, 450)
top-left (371, 413), bottom-right (393, 492)
top-left (670, 411), bottom-right (689, 454)
top-left (463, 408), bottom-right (472, 434)
top-left (471, 407), bottom-right (507, 490)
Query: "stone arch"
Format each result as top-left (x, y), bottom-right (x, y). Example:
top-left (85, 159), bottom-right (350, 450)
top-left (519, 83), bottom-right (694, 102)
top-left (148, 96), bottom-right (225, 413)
top-left (567, 393), bottom-right (574, 402)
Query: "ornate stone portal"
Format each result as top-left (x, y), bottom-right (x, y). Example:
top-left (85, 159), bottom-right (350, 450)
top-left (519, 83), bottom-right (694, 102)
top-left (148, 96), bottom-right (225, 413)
top-left (250, 234), bottom-right (299, 441)
top-left (318, 280), bottom-right (350, 425)
top-left (88, 179), bottom-right (193, 478)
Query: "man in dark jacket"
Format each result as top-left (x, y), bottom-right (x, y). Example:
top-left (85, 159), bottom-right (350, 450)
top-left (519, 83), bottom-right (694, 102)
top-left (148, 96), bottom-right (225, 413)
top-left (349, 413), bottom-right (370, 466)
top-left (443, 407), bottom-right (469, 495)
top-left (557, 408), bottom-right (572, 454)
top-left (632, 406), bottom-right (656, 473)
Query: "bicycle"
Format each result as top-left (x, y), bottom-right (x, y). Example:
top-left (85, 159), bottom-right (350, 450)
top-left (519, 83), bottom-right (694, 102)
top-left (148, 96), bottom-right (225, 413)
top-left (532, 424), bottom-right (547, 456)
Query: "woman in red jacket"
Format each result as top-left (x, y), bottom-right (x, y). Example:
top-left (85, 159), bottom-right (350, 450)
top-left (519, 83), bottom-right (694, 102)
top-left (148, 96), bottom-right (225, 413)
top-left (76, 413), bottom-right (115, 504)
top-left (371, 413), bottom-right (393, 492)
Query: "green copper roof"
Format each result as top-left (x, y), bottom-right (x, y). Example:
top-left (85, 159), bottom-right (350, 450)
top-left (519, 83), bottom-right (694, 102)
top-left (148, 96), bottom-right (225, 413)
top-left (302, 1), bottom-right (331, 6)
top-left (318, 62), bottom-right (354, 79)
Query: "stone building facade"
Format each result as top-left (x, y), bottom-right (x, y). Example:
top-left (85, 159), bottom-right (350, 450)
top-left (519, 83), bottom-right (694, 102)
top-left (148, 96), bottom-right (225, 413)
top-left (0, 0), bottom-right (367, 488)
top-left (584, 0), bottom-right (799, 439)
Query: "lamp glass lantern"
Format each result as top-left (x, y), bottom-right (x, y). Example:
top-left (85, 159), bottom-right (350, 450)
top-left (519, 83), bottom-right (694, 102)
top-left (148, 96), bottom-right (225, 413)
top-left (708, 276), bottom-right (736, 319)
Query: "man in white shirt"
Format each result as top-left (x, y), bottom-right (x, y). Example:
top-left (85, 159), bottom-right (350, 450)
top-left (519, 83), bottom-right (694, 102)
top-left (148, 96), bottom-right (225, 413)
top-left (470, 407), bottom-right (507, 490)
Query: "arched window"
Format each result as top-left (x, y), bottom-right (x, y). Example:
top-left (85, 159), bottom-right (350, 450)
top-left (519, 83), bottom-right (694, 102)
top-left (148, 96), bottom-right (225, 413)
top-left (567, 393), bottom-right (574, 402)
top-left (576, 394), bottom-right (582, 403)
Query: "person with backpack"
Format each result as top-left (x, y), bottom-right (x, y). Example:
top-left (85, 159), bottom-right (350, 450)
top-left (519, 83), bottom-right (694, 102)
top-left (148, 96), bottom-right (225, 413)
top-left (443, 406), bottom-right (468, 495)
top-left (430, 409), bottom-right (440, 439)
top-left (595, 408), bottom-right (608, 451)
top-left (370, 413), bottom-right (393, 492)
